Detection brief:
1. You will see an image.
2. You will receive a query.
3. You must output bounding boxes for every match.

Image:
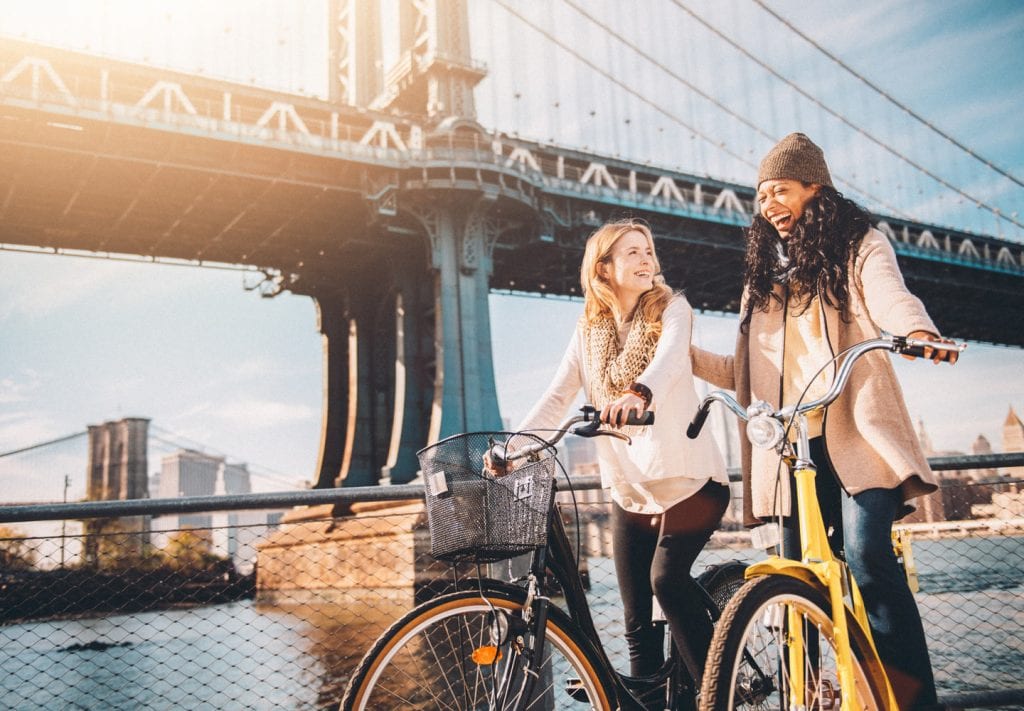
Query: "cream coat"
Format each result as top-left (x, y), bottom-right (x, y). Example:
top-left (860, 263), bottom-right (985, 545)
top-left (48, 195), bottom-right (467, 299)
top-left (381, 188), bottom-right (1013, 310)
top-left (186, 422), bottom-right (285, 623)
top-left (692, 228), bottom-right (939, 527)
top-left (520, 296), bottom-right (727, 514)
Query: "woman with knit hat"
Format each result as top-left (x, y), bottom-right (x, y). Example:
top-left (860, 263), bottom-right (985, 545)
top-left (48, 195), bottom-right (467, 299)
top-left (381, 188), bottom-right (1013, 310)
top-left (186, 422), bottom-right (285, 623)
top-left (692, 132), bottom-right (958, 709)
top-left (510, 218), bottom-right (729, 693)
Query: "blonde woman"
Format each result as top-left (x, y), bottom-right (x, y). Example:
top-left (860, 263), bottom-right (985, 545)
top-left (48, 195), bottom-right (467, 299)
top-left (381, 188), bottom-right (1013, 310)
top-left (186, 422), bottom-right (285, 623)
top-left (515, 218), bottom-right (729, 683)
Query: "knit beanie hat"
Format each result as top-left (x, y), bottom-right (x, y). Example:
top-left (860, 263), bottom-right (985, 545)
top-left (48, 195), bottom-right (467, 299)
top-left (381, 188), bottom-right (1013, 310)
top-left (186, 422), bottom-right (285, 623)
top-left (757, 132), bottom-right (833, 189)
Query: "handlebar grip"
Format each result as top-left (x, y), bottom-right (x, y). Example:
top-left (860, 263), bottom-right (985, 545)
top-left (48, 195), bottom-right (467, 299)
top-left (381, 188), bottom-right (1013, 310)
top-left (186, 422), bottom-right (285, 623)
top-left (579, 405), bottom-right (654, 426)
top-left (896, 335), bottom-right (964, 363)
top-left (687, 403), bottom-right (711, 439)
top-left (902, 344), bottom-right (957, 362)
top-left (624, 411), bottom-right (655, 426)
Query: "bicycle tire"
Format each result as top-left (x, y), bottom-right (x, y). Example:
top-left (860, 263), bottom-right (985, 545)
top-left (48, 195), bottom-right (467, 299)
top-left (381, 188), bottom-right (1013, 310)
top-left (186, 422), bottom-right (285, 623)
top-left (699, 575), bottom-right (889, 711)
top-left (340, 585), bottom-right (615, 711)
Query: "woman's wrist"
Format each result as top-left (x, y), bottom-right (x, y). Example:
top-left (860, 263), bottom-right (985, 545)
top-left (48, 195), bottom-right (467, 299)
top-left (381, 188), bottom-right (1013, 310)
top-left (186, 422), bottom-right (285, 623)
top-left (623, 381), bottom-right (653, 408)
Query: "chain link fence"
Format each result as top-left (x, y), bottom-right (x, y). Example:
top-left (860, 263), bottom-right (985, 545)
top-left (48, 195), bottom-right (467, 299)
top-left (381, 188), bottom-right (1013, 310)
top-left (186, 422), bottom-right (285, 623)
top-left (2, 471), bottom-right (1023, 710)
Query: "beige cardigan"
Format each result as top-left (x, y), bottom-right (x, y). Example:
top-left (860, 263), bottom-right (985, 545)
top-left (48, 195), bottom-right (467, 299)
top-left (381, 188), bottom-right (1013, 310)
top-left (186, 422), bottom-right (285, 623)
top-left (692, 228), bottom-right (939, 527)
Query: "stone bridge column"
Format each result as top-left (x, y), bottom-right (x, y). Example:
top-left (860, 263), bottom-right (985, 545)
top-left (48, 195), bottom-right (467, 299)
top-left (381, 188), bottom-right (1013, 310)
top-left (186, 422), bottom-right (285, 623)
top-left (307, 235), bottom-right (435, 489)
top-left (408, 198), bottom-right (504, 441)
top-left (310, 288), bottom-right (352, 488)
top-left (379, 242), bottom-right (435, 484)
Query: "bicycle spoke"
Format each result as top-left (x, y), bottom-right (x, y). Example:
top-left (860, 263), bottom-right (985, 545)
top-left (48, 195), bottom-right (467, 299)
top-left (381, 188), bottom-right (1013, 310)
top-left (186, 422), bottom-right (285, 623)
top-left (343, 590), bottom-right (611, 711)
top-left (701, 577), bottom-right (886, 710)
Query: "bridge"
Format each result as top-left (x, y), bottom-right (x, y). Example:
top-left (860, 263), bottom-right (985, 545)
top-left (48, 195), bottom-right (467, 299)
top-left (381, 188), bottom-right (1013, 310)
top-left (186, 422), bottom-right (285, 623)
top-left (2, 1), bottom-right (1022, 491)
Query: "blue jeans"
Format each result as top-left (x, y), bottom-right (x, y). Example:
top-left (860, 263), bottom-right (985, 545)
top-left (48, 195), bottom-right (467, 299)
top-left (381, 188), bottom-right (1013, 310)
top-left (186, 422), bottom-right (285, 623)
top-left (781, 438), bottom-right (938, 710)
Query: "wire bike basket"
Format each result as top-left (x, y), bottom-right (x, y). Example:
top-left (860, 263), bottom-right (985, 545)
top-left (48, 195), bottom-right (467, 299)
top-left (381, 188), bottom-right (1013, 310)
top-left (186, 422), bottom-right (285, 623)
top-left (417, 432), bottom-right (557, 563)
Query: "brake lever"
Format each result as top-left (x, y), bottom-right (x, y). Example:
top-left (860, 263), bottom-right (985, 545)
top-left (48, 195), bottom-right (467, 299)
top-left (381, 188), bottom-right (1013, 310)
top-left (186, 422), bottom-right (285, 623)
top-left (571, 420), bottom-right (632, 444)
top-left (571, 420), bottom-right (602, 437)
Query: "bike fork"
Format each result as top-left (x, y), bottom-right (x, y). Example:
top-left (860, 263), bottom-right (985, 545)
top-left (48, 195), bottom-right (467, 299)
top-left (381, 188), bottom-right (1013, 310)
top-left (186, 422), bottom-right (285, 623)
top-left (490, 575), bottom-right (552, 709)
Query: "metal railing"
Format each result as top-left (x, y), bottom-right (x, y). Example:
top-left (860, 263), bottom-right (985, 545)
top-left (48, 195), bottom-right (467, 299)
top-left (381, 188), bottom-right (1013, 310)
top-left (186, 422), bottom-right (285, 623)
top-left (2, 453), bottom-right (1023, 710)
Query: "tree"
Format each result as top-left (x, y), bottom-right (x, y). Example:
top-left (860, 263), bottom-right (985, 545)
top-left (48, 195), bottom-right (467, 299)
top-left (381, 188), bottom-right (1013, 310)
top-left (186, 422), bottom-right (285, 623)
top-left (86, 518), bottom-right (160, 570)
top-left (0, 526), bottom-right (37, 571)
top-left (162, 529), bottom-right (228, 572)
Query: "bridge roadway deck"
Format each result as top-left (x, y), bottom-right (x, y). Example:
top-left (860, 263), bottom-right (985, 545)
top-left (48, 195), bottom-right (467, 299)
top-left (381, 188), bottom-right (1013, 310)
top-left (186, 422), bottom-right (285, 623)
top-left (1, 37), bottom-right (1022, 346)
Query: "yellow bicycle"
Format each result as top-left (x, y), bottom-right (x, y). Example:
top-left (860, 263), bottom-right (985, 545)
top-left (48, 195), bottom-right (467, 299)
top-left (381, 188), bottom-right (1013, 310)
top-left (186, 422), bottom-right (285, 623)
top-left (688, 334), bottom-right (965, 710)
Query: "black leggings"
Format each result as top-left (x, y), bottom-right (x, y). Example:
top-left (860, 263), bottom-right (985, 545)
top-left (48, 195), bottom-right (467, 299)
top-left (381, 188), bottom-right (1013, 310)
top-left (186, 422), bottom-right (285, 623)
top-left (611, 480), bottom-right (730, 677)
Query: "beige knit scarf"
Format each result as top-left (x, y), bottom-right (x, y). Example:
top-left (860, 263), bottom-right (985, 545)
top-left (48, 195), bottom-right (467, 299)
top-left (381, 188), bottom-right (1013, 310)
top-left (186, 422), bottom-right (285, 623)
top-left (585, 312), bottom-right (659, 433)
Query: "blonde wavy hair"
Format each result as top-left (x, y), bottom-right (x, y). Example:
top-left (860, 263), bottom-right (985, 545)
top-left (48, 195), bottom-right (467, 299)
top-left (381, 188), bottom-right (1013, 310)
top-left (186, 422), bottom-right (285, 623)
top-left (580, 219), bottom-right (674, 329)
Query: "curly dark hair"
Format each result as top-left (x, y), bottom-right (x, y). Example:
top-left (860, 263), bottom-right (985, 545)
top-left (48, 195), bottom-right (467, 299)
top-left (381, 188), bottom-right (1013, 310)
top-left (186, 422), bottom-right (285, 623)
top-left (740, 185), bottom-right (872, 330)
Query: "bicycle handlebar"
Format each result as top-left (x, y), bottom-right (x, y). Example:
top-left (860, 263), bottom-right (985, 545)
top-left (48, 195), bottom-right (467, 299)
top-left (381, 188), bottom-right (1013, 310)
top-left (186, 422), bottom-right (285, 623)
top-left (491, 405), bottom-right (654, 468)
top-left (686, 334), bottom-right (966, 440)
top-left (686, 391), bottom-right (747, 439)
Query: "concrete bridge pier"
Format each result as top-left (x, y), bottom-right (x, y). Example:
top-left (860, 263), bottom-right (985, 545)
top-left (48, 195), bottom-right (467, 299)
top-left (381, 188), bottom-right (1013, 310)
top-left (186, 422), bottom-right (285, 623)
top-left (305, 234), bottom-right (434, 489)
top-left (412, 197), bottom-right (505, 442)
top-left (304, 203), bottom-right (506, 491)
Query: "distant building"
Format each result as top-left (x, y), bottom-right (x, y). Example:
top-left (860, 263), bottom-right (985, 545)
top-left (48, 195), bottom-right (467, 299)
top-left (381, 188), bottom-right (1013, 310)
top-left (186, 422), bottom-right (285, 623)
top-left (907, 416), bottom-right (1022, 523)
top-left (157, 449), bottom-right (251, 498)
top-left (152, 450), bottom-right (277, 574)
top-left (1004, 406), bottom-right (1024, 479)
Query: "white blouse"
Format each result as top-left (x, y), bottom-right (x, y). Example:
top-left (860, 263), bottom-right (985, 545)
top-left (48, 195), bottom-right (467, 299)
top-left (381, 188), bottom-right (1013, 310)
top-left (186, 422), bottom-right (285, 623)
top-left (518, 296), bottom-right (728, 514)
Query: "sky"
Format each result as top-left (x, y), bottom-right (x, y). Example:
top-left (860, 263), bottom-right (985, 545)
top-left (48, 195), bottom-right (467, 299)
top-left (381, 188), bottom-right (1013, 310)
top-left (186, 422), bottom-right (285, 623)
top-left (1, 0), bottom-right (1023, 504)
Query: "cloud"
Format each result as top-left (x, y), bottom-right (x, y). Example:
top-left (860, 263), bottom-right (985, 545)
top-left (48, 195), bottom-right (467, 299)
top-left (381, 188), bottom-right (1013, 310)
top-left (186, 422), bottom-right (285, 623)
top-left (0, 257), bottom-right (122, 320)
top-left (208, 398), bottom-right (318, 429)
top-left (0, 251), bottom-right (240, 322)
top-left (230, 356), bottom-right (284, 381)
top-left (0, 370), bottom-right (42, 404)
top-left (0, 410), bottom-right (63, 451)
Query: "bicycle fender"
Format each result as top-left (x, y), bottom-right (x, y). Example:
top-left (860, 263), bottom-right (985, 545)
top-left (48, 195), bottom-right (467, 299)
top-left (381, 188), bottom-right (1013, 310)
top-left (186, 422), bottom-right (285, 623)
top-left (744, 558), bottom-right (823, 589)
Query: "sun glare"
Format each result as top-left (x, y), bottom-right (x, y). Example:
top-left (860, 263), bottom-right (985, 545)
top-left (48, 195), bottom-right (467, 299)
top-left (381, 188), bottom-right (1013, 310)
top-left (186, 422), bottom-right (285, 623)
top-left (0, 0), bottom-right (328, 96)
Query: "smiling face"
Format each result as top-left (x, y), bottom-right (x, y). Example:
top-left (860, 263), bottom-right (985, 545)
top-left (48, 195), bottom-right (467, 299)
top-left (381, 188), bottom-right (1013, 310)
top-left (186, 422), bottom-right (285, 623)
top-left (598, 229), bottom-right (656, 304)
top-left (756, 179), bottom-right (820, 239)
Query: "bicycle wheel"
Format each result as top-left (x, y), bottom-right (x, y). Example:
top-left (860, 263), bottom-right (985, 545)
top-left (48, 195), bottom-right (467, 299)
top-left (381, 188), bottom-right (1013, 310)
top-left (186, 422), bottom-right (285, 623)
top-left (700, 575), bottom-right (889, 711)
top-left (341, 585), bottom-right (614, 711)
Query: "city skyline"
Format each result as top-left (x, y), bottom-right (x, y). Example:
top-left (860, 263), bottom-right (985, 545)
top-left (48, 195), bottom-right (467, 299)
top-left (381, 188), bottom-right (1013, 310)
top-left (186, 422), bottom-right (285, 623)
top-left (1, 1), bottom-right (1023, 503)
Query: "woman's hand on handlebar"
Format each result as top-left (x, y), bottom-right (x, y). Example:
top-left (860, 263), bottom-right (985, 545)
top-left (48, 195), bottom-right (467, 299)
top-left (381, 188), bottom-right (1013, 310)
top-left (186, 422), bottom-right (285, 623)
top-left (904, 330), bottom-right (961, 365)
top-left (482, 450), bottom-right (511, 477)
top-left (601, 392), bottom-right (648, 428)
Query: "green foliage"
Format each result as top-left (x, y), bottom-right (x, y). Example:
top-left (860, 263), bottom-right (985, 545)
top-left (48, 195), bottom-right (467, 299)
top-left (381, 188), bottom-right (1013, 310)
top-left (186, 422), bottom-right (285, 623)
top-left (86, 519), bottom-right (158, 571)
top-left (161, 529), bottom-right (229, 572)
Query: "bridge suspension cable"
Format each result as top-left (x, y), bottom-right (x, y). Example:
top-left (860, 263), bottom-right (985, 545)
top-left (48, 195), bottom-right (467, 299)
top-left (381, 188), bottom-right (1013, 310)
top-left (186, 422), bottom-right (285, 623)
top-left (751, 0), bottom-right (1024, 191)
top-left (551, 0), bottom-right (918, 223)
top-left (560, 0), bottom-right (773, 144)
top-left (0, 432), bottom-right (87, 459)
top-left (149, 425), bottom-right (303, 491)
top-left (490, 0), bottom-right (759, 173)
top-left (668, 0), bottom-right (1024, 232)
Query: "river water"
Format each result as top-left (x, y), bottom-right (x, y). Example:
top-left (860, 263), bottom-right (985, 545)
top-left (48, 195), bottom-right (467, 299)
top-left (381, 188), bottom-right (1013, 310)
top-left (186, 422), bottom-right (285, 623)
top-left (2, 536), bottom-right (1022, 710)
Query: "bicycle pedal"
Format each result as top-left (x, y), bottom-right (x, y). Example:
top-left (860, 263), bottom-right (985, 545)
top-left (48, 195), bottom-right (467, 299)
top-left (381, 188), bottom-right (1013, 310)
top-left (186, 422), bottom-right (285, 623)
top-left (564, 678), bottom-right (590, 703)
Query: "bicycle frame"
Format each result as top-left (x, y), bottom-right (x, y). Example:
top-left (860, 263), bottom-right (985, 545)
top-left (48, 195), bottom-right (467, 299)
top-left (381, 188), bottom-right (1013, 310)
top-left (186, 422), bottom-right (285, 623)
top-left (482, 408), bottom-right (702, 710)
top-left (346, 410), bottom-right (747, 711)
top-left (743, 412), bottom-right (898, 710)
top-left (501, 484), bottom-right (659, 711)
top-left (690, 334), bottom-right (965, 710)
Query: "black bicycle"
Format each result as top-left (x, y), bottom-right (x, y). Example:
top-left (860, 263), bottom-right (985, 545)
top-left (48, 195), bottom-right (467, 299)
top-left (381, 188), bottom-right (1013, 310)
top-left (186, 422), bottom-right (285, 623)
top-left (340, 406), bottom-right (749, 710)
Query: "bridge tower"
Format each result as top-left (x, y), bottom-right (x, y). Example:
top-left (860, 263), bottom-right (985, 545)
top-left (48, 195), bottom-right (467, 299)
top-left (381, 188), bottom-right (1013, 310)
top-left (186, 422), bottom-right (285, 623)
top-left (82, 417), bottom-right (151, 567)
top-left (314, 0), bottom-right (500, 489)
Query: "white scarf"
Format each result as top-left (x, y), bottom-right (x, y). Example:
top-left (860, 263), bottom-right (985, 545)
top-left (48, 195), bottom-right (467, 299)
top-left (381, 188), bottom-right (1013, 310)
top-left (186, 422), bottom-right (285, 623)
top-left (584, 312), bottom-right (659, 433)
